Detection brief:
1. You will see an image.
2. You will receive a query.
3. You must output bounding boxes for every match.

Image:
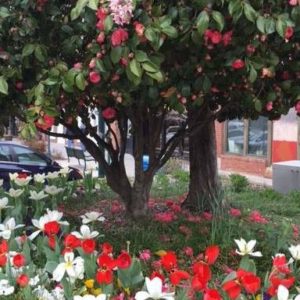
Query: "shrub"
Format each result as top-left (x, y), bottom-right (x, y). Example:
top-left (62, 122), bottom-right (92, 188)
top-left (229, 174), bottom-right (249, 193)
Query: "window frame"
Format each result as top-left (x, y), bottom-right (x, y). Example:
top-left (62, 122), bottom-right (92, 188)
top-left (224, 118), bottom-right (272, 164)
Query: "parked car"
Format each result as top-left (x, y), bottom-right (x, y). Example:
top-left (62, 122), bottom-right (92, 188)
top-left (0, 141), bottom-right (82, 189)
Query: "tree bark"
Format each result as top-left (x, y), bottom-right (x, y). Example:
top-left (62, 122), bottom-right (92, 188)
top-left (182, 106), bottom-right (220, 212)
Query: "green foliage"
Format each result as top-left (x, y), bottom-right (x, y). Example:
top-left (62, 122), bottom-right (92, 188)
top-left (229, 173), bottom-right (249, 193)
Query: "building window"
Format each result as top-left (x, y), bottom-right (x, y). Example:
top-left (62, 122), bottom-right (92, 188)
top-left (226, 117), bottom-right (269, 157)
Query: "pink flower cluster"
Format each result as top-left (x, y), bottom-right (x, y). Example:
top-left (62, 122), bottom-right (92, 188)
top-left (109, 0), bottom-right (133, 26)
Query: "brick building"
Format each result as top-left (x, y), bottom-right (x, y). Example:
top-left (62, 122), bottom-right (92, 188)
top-left (215, 109), bottom-right (299, 178)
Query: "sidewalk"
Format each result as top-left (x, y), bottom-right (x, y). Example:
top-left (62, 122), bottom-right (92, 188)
top-left (49, 141), bottom-right (272, 187)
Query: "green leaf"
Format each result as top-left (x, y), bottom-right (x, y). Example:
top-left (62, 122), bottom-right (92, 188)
top-left (34, 46), bottom-right (45, 62)
top-left (276, 18), bottom-right (287, 38)
top-left (229, 0), bottom-right (243, 21)
top-left (212, 11), bottom-right (225, 31)
top-left (145, 28), bottom-right (157, 42)
top-left (146, 71), bottom-right (164, 82)
top-left (129, 59), bottom-right (142, 78)
top-left (243, 3), bottom-right (258, 23)
top-left (141, 62), bottom-right (159, 73)
top-left (22, 44), bottom-right (35, 57)
top-left (45, 261), bottom-right (58, 273)
top-left (162, 26), bottom-right (178, 38)
top-left (87, 0), bottom-right (99, 10)
top-left (75, 73), bottom-right (86, 91)
top-left (135, 51), bottom-right (149, 63)
top-left (254, 98), bottom-right (262, 112)
top-left (110, 46), bottom-right (123, 64)
top-left (70, 0), bottom-right (89, 20)
top-left (265, 18), bottom-right (276, 34)
top-left (249, 66), bottom-right (257, 83)
top-left (117, 258), bottom-right (144, 288)
top-left (196, 11), bottom-right (209, 36)
top-left (203, 76), bottom-right (211, 93)
top-left (256, 16), bottom-right (266, 33)
top-left (104, 16), bottom-right (113, 33)
top-left (0, 7), bottom-right (10, 18)
top-left (0, 76), bottom-right (8, 95)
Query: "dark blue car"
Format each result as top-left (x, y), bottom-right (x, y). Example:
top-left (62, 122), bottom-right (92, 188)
top-left (0, 141), bottom-right (82, 189)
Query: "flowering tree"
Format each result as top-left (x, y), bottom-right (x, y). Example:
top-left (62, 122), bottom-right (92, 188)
top-left (1, 0), bottom-right (300, 215)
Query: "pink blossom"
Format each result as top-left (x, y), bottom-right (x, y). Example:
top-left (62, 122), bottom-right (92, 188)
top-left (202, 212), bottom-right (213, 221)
top-left (229, 208), bottom-right (241, 217)
top-left (249, 210), bottom-right (268, 224)
top-left (289, 0), bottom-right (298, 6)
top-left (154, 212), bottom-right (175, 223)
top-left (266, 101), bottom-right (273, 112)
top-left (292, 224), bottom-right (299, 238)
top-left (139, 249), bottom-right (151, 261)
top-left (109, 0), bottom-right (133, 26)
top-left (186, 215), bottom-right (201, 223)
top-left (183, 246), bottom-right (194, 257)
top-left (73, 62), bottom-right (82, 70)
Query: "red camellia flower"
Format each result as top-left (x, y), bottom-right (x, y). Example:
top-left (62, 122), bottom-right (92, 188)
top-left (266, 101), bottom-right (273, 112)
top-left (285, 26), bottom-right (294, 39)
top-left (160, 251), bottom-right (177, 271)
top-left (223, 280), bottom-right (242, 300)
top-left (210, 31), bottom-right (223, 44)
top-left (89, 71), bottom-right (101, 84)
top-left (73, 62), bottom-right (82, 70)
top-left (64, 234), bottom-right (81, 249)
top-left (116, 252), bottom-right (131, 269)
top-left (232, 59), bottom-right (245, 70)
top-left (111, 28), bottom-right (129, 47)
top-left (134, 22), bottom-right (145, 37)
top-left (44, 221), bottom-right (60, 236)
top-left (35, 115), bottom-right (55, 130)
top-left (16, 274), bottom-right (29, 287)
top-left (82, 239), bottom-right (96, 254)
top-left (96, 269), bottom-right (113, 285)
top-left (13, 254), bottom-right (26, 268)
top-left (205, 245), bottom-right (220, 265)
top-left (119, 57), bottom-right (128, 67)
top-left (204, 289), bottom-right (222, 300)
top-left (222, 31), bottom-right (233, 46)
top-left (102, 107), bottom-right (117, 120)
top-left (97, 32), bottom-right (105, 45)
top-left (246, 44), bottom-right (256, 55)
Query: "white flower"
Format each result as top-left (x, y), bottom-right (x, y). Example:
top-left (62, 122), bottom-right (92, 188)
top-left (80, 212), bottom-right (105, 224)
top-left (0, 197), bottom-right (11, 209)
top-left (59, 168), bottom-right (70, 176)
top-left (34, 173), bottom-right (46, 183)
top-left (46, 171), bottom-right (60, 180)
top-left (71, 225), bottom-right (99, 240)
top-left (135, 277), bottom-right (175, 300)
top-left (51, 286), bottom-right (65, 300)
top-left (0, 218), bottom-right (24, 240)
top-left (52, 252), bottom-right (84, 282)
top-left (0, 179), bottom-right (3, 187)
top-left (33, 285), bottom-right (55, 300)
top-left (29, 190), bottom-right (48, 201)
top-left (45, 185), bottom-right (64, 196)
top-left (109, 0), bottom-right (133, 26)
top-left (29, 275), bottom-right (40, 286)
top-left (234, 238), bottom-right (262, 257)
top-left (289, 244), bottom-right (300, 261)
top-left (0, 279), bottom-right (15, 295)
top-left (277, 284), bottom-right (300, 300)
top-left (74, 294), bottom-right (107, 300)
top-left (7, 188), bottom-right (24, 198)
top-left (29, 209), bottom-right (69, 240)
top-left (14, 176), bottom-right (32, 187)
top-left (9, 173), bottom-right (18, 181)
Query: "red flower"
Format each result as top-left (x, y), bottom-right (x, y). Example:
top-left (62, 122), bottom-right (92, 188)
top-left (102, 107), bottom-right (117, 120)
top-left (97, 32), bottom-right (105, 45)
top-left (44, 221), bottom-right (60, 236)
top-left (183, 246), bottom-right (193, 257)
top-left (111, 28), bottom-right (128, 47)
top-left (73, 62), bottom-right (82, 70)
top-left (266, 101), bottom-right (273, 112)
top-left (229, 208), bottom-right (241, 217)
top-left (160, 251), bottom-right (177, 271)
top-left (134, 22), bottom-right (145, 37)
top-left (222, 31), bottom-right (233, 46)
top-left (150, 271), bottom-right (165, 282)
top-left (116, 252), bottom-right (131, 269)
top-left (48, 235), bottom-right (56, 249)
top-left (192, 261), bottom-right (211, 291)
top-left (64, 234), bottom-right (81, 249)
top-left (17, 172), bottom-right (28, 179)
top-left (232, 59), bottom-right (245, 70)
top-left (169, 270), bottom-right (190, 285)
top-left (89, 71), bottom-right (101, 84)
top-left (96, 269), bottom-right (113, 285)
top-left (267, 275), bottom-right (295, 296)
top-left (205, 245), bottom-right (220, 265)
top-left (35, 115), bottom-right (55, 130)
top-left (119, 57), bottom-right (128, 67)
top-left (0, 240), bottom-right (8, 253)
top-left (97, 254), bottom-right (116, 269)
top-left (204, 289), bottom-right (222, 300)
top-left (285, 27), bottom-right (294, 40)
top-left (295, 101), bottom-right (300, 113)
top-left (249, 210), bottom-right (268, 224)
top-left (241, 274), bottom-right (261, 294)
top-left (82, 239), bottom-right (96, 254)
top-left (223, 280), bottom-right (242, 300)
top-left (101, 242), bottom-right (113, 254)
top-left (96, 8), bottom-right (107, 20)
top-left (211, 31), bottom-right (223, 44)
top-left (13, 254), bottom-right (26, 268)
top-left (273, 254), bottom-right (290, 274)
top-left (246, 44), bottom-right (256, 55)
top-left (17, 274), bottom-right (29, 287)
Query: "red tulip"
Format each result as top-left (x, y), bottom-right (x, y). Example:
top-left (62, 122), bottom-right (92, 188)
top-left (17, 274), bottom-right (29, 287)
top-left (44, 221), bottom-right (60, 236)
top-left (204, 289), bottom-right (222, 300)
top-left (116, 252), bottom-right (131, 269)
top-left (82, 239), bottom-right (96, 254)
top-left (160, 251), bottom-right (177, 271)
top-left (205, 245), bottom-right (220, 265)
top-left (96, 269), bottom-right (113, 285)
top-left (13, 254), bottom-right (26, 268)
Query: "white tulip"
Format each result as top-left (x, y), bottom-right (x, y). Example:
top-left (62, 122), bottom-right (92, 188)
top-left (71, 225), bottom-right (99, 240)
top-left (34, 173), bottom-right (46, 183)
top-left (9, 173), bottom-right (18, 181)
top-left (59, 168), bottom-right (70, 176)
top-left (14, 176), bottom-right (32, 187)
top-left (29, 190), bottom-right (48, 201)
top-left (80, 211), bottom-right (105, 224)
top-left (46, 171), bottom-right (60, 180)
top-left (0, 279), bottom-right (15, 295)
top-left (135, 277), bottom-right (175, 300)
top-left (7, 188), bottom-right (24, 198)
top-left (45, 185), bottom-right (64, 196)
top-left (0, 218), bottom-right (24, 240)
top-left (0, 179), bottom-right (3, 187)
top-left (234, 238), bottom-right (262, 257)
top-left (0, 197), bottom-right (11, 209)
top-left (277, 284), bottom-right (300, 300)
top-left (289, 244), bottom-right (300, 261)
top-left (52, 252), bottom-right (84, 282)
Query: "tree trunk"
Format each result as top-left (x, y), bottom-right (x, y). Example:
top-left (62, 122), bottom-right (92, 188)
top-left (182, 106), bottom-right (220, 212)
